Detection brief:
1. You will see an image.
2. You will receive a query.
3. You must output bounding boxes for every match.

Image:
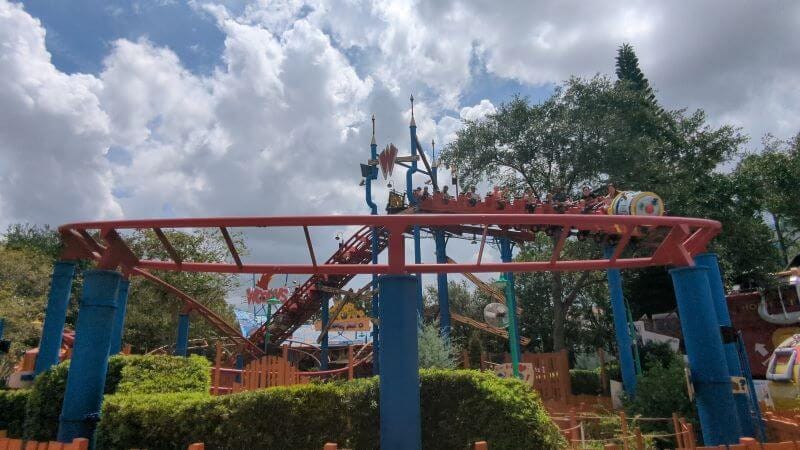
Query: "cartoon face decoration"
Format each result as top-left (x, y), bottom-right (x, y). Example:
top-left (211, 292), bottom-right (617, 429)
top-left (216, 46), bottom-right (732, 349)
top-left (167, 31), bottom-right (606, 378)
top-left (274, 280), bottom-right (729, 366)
top-left (633, 193), bottom-right (665, 216)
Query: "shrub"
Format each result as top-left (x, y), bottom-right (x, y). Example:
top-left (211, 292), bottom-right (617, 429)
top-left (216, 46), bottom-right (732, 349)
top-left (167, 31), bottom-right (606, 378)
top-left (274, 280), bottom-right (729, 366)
top-left (0, 389), bottom-right (30, 437)
top-left (418, 321), bottom-right (459, 369)
top-left (624, 352), bottom-right (696, 448)
top-left (23, 361), bottom-right (71, 440)
top-left (96, 369), bottom-right (565, 450)
top-left (23, 354), bottom-right (210, 441)
top-left (570, 369), bottom-right (602, 395)
top-left (115, 355), bottom-right (210, 395)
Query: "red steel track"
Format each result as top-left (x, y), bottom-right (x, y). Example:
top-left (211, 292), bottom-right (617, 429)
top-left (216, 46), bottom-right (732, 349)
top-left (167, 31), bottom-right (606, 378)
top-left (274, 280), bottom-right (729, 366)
top-left (59, 212), bottom-right (720, 349)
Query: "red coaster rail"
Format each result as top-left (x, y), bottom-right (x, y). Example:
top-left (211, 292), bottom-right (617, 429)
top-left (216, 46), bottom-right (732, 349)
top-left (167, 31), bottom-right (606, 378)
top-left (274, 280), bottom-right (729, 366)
top-left (58, 213), bottom-right (720, 350)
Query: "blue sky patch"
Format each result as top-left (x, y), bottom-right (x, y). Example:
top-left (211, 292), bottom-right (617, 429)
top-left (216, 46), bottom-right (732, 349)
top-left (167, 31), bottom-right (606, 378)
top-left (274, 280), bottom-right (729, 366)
top-left (22, 0), bottom-right (225, 75)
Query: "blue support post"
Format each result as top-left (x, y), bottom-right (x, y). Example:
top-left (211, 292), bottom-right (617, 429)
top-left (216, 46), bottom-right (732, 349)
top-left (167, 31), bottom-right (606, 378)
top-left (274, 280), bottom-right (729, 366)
top-left (367, 118), bottom-right (380, 375)
top-left (235, 353), bottom-right (244, 383)
top-left (175, 313), bottom-right (190, 357)
top-left (407, 97), bottom-right (423, 318)
top-left (500, 238), bottom-right (522, 373)
top-left (695, 253), bottom-right (750, 437)
top-left (378, 274), bottom-right (421, 450)
top-left (604, 245), bottom-right (638, 397)
top-left (35, 260), bottom-right (77, 375)
top-left (57, 270), bottom-right (120, 442)
top-left (321, 298), bottom-right (329, 370)
top-left (670, 265), bottom-right (740, 445)
top-left (0, 318), bottom-right (4, 340)
top-left (108, 278), bottom-right (130, 355)
top-left (434, 230), bottom-right (450, 337)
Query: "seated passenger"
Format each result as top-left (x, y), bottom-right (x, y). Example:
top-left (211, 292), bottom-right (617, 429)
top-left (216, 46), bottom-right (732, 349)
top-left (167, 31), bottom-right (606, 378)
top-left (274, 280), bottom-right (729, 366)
top-left (552, 186), bottom-right (570, 213)
top-left (602, 183), bottom-right (619, 210)
top-left (441, 185), bottom-right (452, 201)
top-left (581, 185), bottom-right (598, 213)
top-left (468, 186), bottom-right (480, 206)
top-left (422, 186), bottom-right (430, 200)
top-left (413, 186), bottom-right (423, 202)
top-left (523, 189), bottom-right (539, 213)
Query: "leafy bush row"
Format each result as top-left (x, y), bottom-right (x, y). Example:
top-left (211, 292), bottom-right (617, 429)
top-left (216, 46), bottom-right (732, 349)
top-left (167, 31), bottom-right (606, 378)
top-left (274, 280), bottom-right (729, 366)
top-left (0, 389), bottom-right (30, 437)
top-left (18, 355), bottom-right (210, 441)
top-left (96, 369), bottom-right (565, 450)
top-left (569, 369), bottom-right (603, 395)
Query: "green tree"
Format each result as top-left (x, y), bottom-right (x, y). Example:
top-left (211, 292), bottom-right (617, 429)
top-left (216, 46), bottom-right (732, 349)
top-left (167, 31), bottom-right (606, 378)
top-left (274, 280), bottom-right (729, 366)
top-left (424, 281), bottom-right (506, 355)
top-left (735, 133), bottom-right (800, 266)
top-left (615, 43), bottom-right (656, 105)
top-left (418, 321), bottom-right (459, 369)
top-left (0, 225), bottom-right (242, 363)
top-left (122, 229), bottom-right (241, 353)
top-left (442, 45), bottom-right (764, 351)
top-left (0, 246), bottom-right (52, 380)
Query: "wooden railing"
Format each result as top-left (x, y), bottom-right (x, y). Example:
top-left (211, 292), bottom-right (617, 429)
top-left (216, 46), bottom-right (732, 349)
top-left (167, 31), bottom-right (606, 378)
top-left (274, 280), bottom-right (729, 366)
top-left (0, 431), bottom-right (88, 450)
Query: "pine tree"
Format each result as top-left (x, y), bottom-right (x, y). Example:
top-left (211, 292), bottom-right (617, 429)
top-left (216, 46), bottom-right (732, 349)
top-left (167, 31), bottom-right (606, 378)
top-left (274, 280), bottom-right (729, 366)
top-left (615, 43), bottom-right (656, 104)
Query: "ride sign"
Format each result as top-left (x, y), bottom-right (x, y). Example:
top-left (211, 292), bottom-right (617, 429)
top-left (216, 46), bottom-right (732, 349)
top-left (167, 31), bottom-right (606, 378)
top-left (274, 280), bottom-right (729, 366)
top-left (247, 286), bottom-right (290, 305)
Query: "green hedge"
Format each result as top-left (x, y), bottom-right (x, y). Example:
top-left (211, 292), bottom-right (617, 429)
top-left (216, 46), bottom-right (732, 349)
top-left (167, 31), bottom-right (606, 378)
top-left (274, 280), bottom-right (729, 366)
top-left (96, 369), bottom-right (564, 450)
top-left (115, 355), bottom-right (210, 395)
top-left (570, 369), bottom-right (602, 395)
top-left (21, 355), bottom-right (209, 441)
top-left (0, 389), bottom-right (30, 437)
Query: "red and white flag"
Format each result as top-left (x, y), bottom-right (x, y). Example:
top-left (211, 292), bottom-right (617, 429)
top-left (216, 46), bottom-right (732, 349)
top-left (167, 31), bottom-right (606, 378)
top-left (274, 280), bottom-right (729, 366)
top-left (378, 144), bottom-right (398, 180)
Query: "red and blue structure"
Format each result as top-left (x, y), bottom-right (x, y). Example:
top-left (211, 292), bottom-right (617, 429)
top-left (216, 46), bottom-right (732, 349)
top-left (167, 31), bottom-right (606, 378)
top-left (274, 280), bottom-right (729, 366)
top-left (23, 101), bottom-right (759, 448)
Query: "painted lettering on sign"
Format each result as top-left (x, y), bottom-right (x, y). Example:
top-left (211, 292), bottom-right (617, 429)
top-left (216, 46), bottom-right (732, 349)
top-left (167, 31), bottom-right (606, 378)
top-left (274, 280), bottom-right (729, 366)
top-left (246, 287), bottom-right (290, 304)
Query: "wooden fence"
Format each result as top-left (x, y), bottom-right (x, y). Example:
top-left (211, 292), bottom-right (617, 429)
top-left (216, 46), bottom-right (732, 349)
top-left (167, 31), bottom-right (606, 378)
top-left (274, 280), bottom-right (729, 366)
top-left (0, 431), bottom-right (88, 450)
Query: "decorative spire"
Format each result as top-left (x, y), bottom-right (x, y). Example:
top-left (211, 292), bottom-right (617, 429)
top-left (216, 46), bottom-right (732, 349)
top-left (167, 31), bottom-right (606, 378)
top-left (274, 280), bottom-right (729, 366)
top-left (431, 138), bottom-right (436, 160)
top-left (409, 94), bottom-right (416, 127)
top-left (370, 114), bottom-right (376, 145)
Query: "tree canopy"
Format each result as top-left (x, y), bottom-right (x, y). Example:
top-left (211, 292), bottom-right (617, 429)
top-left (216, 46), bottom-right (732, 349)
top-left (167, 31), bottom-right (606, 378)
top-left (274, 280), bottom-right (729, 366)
top-left (441, 43), bottom-right (784, 352)
top-left (0, 225), bottom-right (242, 372)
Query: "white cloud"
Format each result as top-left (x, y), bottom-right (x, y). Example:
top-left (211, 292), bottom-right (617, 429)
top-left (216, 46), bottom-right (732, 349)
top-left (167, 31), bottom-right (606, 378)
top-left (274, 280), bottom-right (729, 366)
top-left (1, 0), bottom-right (799, 290)
top-left (0, 1), bottom-right (121, 226)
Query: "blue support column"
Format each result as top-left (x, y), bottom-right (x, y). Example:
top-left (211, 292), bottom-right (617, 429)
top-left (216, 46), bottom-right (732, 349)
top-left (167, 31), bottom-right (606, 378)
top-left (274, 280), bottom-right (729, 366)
top-left (406, 99), bottom-right (423, 319)
top-left (0, 318), bottom-right (4, 340)
top-left (35, 260), bottom-right (77, 375)
top-left (321, 299), bottom-right (329, 370)
top-left (434, 230), bottom-right (450, 337)
top-left (670, 265), bottom-right (740, 445)
top-left (108, 278), bottom-right (130, 355)
top-left (378, 274), bottom-right (421, 450)
top-left (367, 120), bottom-right (380, 375)
top-left (695, 253), bottom-right (750, 437)
top-left (57, 270), bottom-right (120, 442)
top-left (235, 353), bottom-right (244, 383)
top-left (175, 313), bottom-right (190, 357)
top-left (604, 246), bottom-right (638, 397)
top-left (500, 238), bottom-right (522, 367)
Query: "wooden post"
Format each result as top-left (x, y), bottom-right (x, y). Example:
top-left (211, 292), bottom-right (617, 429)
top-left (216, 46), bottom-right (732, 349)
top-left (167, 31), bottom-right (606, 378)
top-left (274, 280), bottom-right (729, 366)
top-left (323, 444), bottom-right (338, 450)
top-left (683, 421), bottom-right (696, 449)
top-left (604, 445), bottom-right (620, 450)
top-left (569, 408), bottom-right (579, 448)
top-left (213, 341), bottom-right (222, 395)
top-left (598, 347), bottom-right (608, 395)
top-left (188, 444), bottom-right (205, 450)
top-left (619, 411), bottom-right (629, 450)
top-left (347, 345), bottom-right (354, 381)
top-left (462, 350), bottom-right (470, 369)
top-left (672, 413), bottom-right (683, 449)
top-left (739, 437), bottom-right (759, 450)
top-left (122, 344), bottom-right (132, 355)
top-left (634, 427), bottom-right (643, 450)
top-left (473, 442), bottom-right (488, 450)
top-left (559, 349), bottom-right (572, 403)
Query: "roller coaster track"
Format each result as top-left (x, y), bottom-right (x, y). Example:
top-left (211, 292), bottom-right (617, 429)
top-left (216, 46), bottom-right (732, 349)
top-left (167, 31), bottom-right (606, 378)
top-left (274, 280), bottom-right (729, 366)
top-left (60, 207), bottom-right (720, 357)
top-left (249, 224), bottom-right (388, 347)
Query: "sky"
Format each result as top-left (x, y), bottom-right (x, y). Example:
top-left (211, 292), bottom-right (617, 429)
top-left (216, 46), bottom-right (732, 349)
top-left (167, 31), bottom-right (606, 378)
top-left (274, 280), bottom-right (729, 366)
top-left (1, 0), bottom-right (799, 305)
